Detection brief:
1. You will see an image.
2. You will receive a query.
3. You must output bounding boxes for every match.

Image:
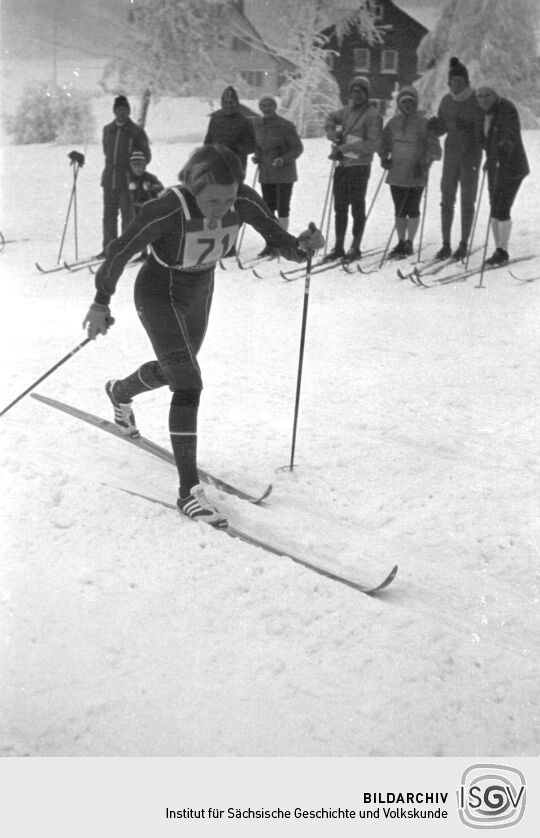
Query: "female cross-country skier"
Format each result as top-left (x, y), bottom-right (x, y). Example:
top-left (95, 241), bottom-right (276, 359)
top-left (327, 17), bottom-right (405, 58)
top-left (83, 144), bottom-right (323, 528)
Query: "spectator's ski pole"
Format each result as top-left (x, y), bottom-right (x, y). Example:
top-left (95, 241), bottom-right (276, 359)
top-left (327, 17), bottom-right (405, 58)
top-left (56, 151), bottom-right (85, 265)
top-left (365, 169), bottom-right (385, 224)
top-left (466, 168), bottom-right (486, 271)
top-left (0, 338), bottom-right (92, 417)
top-left (416, 172), bottom-right (429, 262)
top-left (474, 209), bottom-right (492, 290)
top-left (236, 165), bottom-right (259, 257)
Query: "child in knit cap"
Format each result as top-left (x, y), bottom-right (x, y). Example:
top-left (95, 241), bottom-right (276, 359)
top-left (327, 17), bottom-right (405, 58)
top-left (128, 151), bottom-right (164, 215)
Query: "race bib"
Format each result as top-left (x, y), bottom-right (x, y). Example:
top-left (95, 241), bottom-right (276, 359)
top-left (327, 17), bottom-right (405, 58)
top-left (182, 211), bottom-right (239, 268)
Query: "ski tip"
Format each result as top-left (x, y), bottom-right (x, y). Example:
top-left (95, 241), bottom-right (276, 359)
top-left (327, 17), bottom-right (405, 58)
top-left (368, 564), bottom-right (398, 594)
top-left (252, 268), bottom-right (264, 279)
top-left (396, 269), bottom-right (409, 280)
top-left (254, 483), bottom-right (273, 504)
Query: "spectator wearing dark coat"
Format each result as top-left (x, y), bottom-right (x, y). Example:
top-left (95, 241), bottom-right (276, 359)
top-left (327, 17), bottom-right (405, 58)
top-left (428, 57), bottom-right (484, 260)
top-left (477, 85), bottom-right (530, 266)
top-left (252, 96), bottom-right (304, 256)
top-left (99, 95), bottom-right (151, 257)
top-left (203, 86), bottom-right (256, 174)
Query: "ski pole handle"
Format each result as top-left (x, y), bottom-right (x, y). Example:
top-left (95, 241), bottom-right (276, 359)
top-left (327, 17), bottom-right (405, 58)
top-left (0, 337), bottom-right (92, 417)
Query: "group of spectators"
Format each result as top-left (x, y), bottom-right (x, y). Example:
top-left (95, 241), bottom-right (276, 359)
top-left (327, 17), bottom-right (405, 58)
top-left (98, 56), bottom-right (529, 269)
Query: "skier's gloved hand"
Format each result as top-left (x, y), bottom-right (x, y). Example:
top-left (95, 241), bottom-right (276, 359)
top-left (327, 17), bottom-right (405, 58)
top-left (83, 303), bottom-right (114, 340)
top-left (297, 223), bottom-right (325, 256)
top-left (380, 156), bottom-right (392, 170)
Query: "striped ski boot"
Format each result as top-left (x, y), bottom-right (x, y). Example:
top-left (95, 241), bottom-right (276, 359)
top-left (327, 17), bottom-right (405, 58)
top-left (177, 484), bottom-right (228, 528)
top-left (105, 380), bottom-right (140, 438)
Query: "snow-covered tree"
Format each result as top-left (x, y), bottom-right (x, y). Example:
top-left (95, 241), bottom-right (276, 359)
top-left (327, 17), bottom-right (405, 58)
top-left (416, 0), bottom-right (540, 126)
top-left (233, 1), bottom-right (383, 137)
top-left (101, 0), bottom-right (240, 121)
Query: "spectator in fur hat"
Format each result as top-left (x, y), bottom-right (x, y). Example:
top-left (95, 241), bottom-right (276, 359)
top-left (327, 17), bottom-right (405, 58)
top-left (97, 95), bottom-right (152, 259)
top-left (322, 75), bottom-right (382, 263)
top-left (427, 57), bottom-right (484, 261)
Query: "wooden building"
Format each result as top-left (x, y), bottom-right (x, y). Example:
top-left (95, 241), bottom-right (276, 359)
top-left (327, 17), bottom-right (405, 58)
top-left (323, 1), bottom-right (428, 112)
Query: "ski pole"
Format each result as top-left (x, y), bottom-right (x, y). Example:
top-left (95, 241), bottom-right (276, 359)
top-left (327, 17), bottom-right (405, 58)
top-left (365, 169), bottom-right (385, 225)
top-left (288, 252), bottom-right (313, 470)
top-left (416, 171), bottom-right (429, 262)
top-left (319, 160), bottom-right (336, 234)
top-left (236, 164), bottom-right (259, 257)
top-left (56, 152), bottom-right (85, 265)
top-left (466, 168), bottom-right (486, 271)
top-left (474, 210), bottom-right (492, 290)
top-left (0, 338), bottom-right (92, 417)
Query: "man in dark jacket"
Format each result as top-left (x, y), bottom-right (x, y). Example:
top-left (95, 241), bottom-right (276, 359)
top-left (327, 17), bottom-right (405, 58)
top-left (203, 86), bottom-right (256, 174)
top-left (98, 95), bottom-right (151, 257)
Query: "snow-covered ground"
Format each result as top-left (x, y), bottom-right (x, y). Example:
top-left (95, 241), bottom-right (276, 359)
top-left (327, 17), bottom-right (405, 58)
top-left (0, 120), bottom-right (539, 758)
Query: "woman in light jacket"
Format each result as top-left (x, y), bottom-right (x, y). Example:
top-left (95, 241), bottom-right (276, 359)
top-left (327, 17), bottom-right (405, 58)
top-left (379, 86), bottom-right (441, 257)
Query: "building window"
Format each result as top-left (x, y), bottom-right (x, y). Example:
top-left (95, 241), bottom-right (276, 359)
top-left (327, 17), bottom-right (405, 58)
top-left (353, 48), bottom-right (370, 72)
top-left (232, 35), bottom-right (250, 51)
top-left (240, 70), bottom-right (265, 88)
top-left (381, 50), bottom-right (398, 73)
top-left (374, 3), bottom-right (384, 18)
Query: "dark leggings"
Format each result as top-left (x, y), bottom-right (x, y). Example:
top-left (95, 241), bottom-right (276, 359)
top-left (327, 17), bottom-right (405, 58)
top-left (390, 185), bottom-right (424, 218)
top-left (261, 182), bottom-right (294, 217)
top-left (332, 165), bottom-right (371, 247)
top-left (113, 260), bottom-right (214, 494)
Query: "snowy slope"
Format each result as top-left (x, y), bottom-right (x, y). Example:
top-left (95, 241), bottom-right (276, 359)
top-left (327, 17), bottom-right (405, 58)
top-left (0, 131), bottom-right (539, 757)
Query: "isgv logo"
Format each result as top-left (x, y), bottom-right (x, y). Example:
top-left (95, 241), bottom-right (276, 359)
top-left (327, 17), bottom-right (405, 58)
top-left (458, 764), bottom-right (526, 829)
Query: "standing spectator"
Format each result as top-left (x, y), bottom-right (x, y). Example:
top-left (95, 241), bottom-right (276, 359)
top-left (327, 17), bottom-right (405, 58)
top-left (252, 96), bottom-right (304, 257)
top-left (428, 57), bottom-right (484, 260)
top-left (204, 86), bottom-right (256, 174)
top-left (477, 85), bottom-right (529, 266)
top-left (127, 151), bottom-right (164, 216)
top-left (379, 86), bottom-right (441, 257)
top-left (323, 76), bottom-right (382, 263)
top-left (98, 95), bottom-right (151, 258)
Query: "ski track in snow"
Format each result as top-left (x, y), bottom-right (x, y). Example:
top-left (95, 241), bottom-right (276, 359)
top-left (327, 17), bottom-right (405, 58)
top-left (0, 130), bottom-right (539, 757)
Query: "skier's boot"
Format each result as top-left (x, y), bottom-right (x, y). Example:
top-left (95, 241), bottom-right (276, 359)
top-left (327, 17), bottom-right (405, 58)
top-left (105, 380), bottom-right (140, 438)
top-left (177, 484), bottom-right (228, 528)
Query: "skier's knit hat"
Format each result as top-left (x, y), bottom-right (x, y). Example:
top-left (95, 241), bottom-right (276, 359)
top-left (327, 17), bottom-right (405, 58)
top-left (113, 95), bottom-right (130, 112)
top-left (448, 56), bottom-right (469, 84)
top-left (221, 86), bottom-right (239, 104)
top-left (397, 85), bottom-right (418, 107)
top-left (349, 75), bottom-right (371, 95)
top-left (129, 151), bottom-right (146, 164)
